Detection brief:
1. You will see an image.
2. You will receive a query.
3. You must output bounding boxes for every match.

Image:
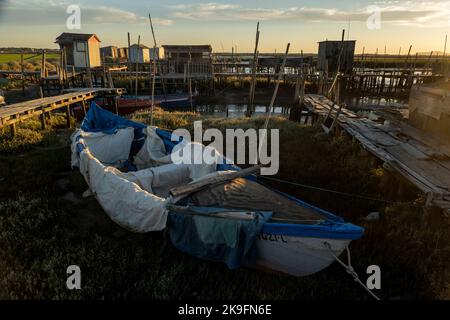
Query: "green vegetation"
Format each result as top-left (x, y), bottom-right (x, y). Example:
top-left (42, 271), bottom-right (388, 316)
top-left (0, 108), bottom-right (449, 299)
top-left (0, 53), bottom-right (59, 64)
top-left (0, 114), bottom-right (73, 154)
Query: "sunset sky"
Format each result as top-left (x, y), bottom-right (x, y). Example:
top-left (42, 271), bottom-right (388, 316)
top-left (0, 0), bottom-right (449, 54)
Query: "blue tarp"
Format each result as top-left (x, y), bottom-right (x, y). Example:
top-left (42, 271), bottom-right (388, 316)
top-left (168, 207), bottom-right (272, 269)
top-left (81, 102), bottom-right (147, 155)
top-left (81, 102), bottom-right (146, 134)
top-left (154, 127), bottom-right (183, 154)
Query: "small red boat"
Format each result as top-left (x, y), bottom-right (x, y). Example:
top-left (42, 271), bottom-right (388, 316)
top-left (74, 93), bottom-right (197, 118)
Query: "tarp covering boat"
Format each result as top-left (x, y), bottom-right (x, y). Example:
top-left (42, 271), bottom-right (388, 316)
top-left (169, 207), bottom-right (272, 269)
top-left (71, 102), bottom-right (364, 276)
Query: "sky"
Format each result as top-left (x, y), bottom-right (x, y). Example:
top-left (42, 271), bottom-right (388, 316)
top-left (0, 0), bottom-right (449, 54)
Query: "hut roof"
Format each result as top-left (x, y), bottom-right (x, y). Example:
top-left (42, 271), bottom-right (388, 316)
top-left (55, 33), bottom-right (101, 44)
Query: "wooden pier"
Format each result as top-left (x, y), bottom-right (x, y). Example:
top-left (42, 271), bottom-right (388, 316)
top-left (0, 88), bottom-right (124, 135)
top-left (306, 94), bottom-right (450, 212)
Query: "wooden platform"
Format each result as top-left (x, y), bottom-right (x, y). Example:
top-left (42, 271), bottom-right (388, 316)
top-left (306, 94), bottom-right (450, 212)
top-left (0, 88), bottom-right (124, 131)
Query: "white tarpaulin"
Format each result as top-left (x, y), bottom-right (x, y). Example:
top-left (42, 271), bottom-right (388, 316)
top-left (71, 126), bottom-right (223, 233)
top-left (71, 128), bottom-right (134, 167)
top-left (78, 148), bottom-right (168, 232)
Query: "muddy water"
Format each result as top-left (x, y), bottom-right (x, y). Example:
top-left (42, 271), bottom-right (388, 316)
top-left (197, 93), bottom-right (409, 118)
top-left (197, 104), bottom-right (287, 118)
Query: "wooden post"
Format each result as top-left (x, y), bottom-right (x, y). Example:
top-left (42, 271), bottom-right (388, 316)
top-left (81, 99), bottom-right (87, 116)
top-left (62, 47), bottom-right (67, 85)
top-left (10, 124), bottom-right (16, 137)
top-left (65, 105), bottom-right (71, 128)
top-left (293, 67), bottom-right (301, 104)
top-left (188, 51), bottom-right (193, 111)
top-left (102, 52), bottom-right (107, 88)
top-left (59, 49), bottom-right (63, 84)
top-left (290, 50), bottom-right (305, 122)
top-left (40, 50), bottom-right (46, 96)
top-left (83, 42), bottom-right (93, 88)
top-left (40, 50), bottom-right (46, 79)
top-left (20, 52), bottom-right (25, 96)
top-left (246, 21), bottom-right (260, 117)
top-left (127, 32), bottom-right (132, 92)
top-left (360, 47), bottom-right (366, 74)
top-left (113, 96), bottom-right (119, 115)
top-left (135, 35), bottom-right (140, 108)
top-left (40, 111), bottom-right (46, 130)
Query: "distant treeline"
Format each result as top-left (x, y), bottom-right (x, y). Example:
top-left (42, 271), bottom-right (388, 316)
top-left (0, 48), bottom-right (60, 54)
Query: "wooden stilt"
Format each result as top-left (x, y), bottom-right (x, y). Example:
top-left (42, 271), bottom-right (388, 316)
top-left (10, 124), bottom-right (16, 137)
top-left (40, 109), bottom-right (46, 130)
top-left (81, 99), bottom-right (87, 116)
top-left (65, 105), bottom-right (71, 128)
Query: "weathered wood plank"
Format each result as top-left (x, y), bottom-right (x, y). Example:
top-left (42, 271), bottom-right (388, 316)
top-left (0, 88), bottom-right (123, 128)
top-left (307, 94), bottom-right (450, 210)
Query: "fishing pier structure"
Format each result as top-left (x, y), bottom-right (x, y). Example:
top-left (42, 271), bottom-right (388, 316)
top-left (305, 94), bottom-right (450, 212)
top-left (0, 88), bottom-right (124, 136)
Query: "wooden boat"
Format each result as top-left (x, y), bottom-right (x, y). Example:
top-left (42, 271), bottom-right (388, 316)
top-left (94, 93), bottom-right (197, 115)
top-left (71, 103), bottom-right (363, 276)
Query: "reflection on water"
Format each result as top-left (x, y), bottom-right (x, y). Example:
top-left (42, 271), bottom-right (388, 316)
top-left (341, 95), bottom-right (409, 110)
top-left (197, 104), bottom-right (287, 118)
top-left (197, 95), bottom-right (409, 118)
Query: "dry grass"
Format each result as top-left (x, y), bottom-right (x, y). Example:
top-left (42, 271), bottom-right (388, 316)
top-left (0, 114), bottom-right (72, 154)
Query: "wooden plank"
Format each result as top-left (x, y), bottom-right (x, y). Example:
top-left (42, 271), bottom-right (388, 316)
top-left (307, 94), bottom-right (450, 206)
top-left (0, 88), bottom-right (124, 128)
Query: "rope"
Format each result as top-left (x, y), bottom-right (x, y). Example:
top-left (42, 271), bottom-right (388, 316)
top-left (258, 175), bottom-right (399, 204)
top-left (324, 242), bottom-right (381, 300)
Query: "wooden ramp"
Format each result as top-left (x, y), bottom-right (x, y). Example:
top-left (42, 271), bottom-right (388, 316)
top-left (306, 94), bottom-right (450, 212)
top-left (0, 88), bottom-right (124, 133)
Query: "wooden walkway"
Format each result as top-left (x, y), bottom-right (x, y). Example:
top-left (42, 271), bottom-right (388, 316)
top-left (305, 94), bottom-right (450, 212)
top-left (0, 88), bottom-right (124, 134)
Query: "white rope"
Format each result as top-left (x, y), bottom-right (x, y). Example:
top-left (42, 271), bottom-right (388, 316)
top-left (323, 242), bottom-right (381, 300)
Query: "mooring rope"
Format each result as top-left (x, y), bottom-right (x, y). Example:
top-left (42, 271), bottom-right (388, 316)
top-left (257, 175), bottom-right (399, 204)
top-left (323, 242), bottom-right (381, 300)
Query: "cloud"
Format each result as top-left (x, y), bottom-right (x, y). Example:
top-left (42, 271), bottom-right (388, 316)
top-left (1, 0), bottom-right (173, 26)
top-left (170, 1), bottom-right (450, 28)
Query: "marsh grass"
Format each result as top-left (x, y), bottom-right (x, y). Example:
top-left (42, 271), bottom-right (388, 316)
top-left (0, 108), bottom-right (449, 299)
top-left (0, 113), bottom-right (73, 154)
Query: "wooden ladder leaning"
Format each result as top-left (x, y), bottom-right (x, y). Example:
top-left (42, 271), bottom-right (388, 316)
top-left (321, 102), bottom-right (343, 134)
